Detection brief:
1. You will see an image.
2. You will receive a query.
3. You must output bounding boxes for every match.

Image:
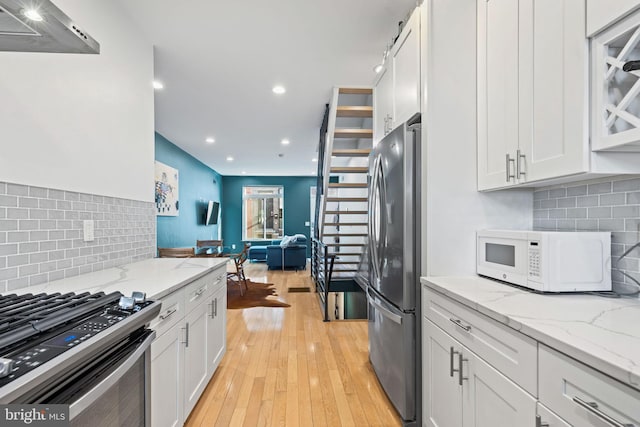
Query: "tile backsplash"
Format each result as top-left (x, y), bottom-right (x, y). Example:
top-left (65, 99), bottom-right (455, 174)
top-left (0, 181), bottom-right (156, 293)
top-left (533, 175), bottom-right (640, 292)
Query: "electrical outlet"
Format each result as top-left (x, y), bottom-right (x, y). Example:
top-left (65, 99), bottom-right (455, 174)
top-left (83, 220), bottom-right (95, 242)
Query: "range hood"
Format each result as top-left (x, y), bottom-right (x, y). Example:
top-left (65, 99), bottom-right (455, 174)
top-left (0, 0), bottom-right (99, 54)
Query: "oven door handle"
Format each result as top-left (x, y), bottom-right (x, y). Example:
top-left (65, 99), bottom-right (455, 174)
top-left (68, 331), bottom-right (156, 420)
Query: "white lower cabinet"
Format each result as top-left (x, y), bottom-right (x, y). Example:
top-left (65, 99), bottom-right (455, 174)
top-left (151, 322), bottom-right (184, 427)
top-left (422, 318), bottom-right (536, 427)
top-left (183, 298), bottom-right (210, 416)
top-left (150, 264), bottom-right (227, 427)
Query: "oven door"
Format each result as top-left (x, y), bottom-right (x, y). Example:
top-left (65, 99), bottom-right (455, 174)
top-left (29, 329), bottom-right (155, 427)
top-left (476, 233), bottom-right (529, 286)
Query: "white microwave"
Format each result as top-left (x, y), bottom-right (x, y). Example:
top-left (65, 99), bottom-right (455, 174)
top-left (476, 230), bottom-right (611, 292)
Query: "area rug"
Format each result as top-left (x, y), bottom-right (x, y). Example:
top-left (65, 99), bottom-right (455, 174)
top-left (227, 280), bottom-right (291, 309)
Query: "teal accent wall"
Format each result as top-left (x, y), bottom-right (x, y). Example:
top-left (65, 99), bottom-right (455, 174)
top-left (155, 133), bottom-right (223, 249)
top-left (221, 176), bottom-right (316, 255)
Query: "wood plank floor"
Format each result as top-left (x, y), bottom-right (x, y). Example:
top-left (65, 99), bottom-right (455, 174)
top-left (184, 262), bottom-right (401, 427)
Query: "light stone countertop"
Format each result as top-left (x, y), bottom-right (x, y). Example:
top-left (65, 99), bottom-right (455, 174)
top-left (422, 275), bottom-right (640, 392)
top-left (5, 257), bottom-right (229, 300)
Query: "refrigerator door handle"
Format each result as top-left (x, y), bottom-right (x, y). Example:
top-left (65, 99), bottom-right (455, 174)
top-left (367, 288), bottom-right (402, 325)
top-left (369, 154), bottom-right (382, 283)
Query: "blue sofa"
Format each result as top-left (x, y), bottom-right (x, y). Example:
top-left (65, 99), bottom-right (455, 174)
top-left (266, 235), bottom-right (307, 270)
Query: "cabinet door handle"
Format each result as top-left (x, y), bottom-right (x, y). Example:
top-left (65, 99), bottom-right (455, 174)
top-left (209, 301), bottom-right (215, 319)
top-left (517, 149), bottom-right (526, 179)
top-left (505, 154), bottom-right (515, 182)
top-left (572, 396), bottom-right (635, 427)
top-left (159, 308), bottom-right (177, 320)
top-left (449, 318), bottom-right (472, 332)
top-left (182, 322), bottom-right (189, 348)
top-left (535, 415), bottom-right (549, 427)
top-left (458, 353), bottom-right (468, 386)
top-left (450, 346), bottom-right (459, 378)
top-left (214, 297), bottom-right (218, 317)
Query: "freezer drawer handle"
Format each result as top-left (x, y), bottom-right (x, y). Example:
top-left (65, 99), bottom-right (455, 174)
top-left (572, 396), bottom-right (636, 427)
top-left (368, 294), bottom-right (402, 325)
top-left (449, 318), bottom-right (472, 332)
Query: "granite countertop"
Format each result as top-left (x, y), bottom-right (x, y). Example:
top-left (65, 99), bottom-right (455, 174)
top-left (421, 276), bottom-right (640, 392)
top-left (4, 257), bottom-right (229, 300)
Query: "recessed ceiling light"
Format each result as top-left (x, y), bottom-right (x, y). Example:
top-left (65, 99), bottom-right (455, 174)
top-left (312, 158), bottom-right (318, 162)
top-left (23, 9), bottom-right (43, 22)
top-left (205, 137), bottom-right (215, 144)
top-left (272, 85), bottom-right (286, 95)
top-left (152, 80), bottom-right (164, 90)
top-left (281, 139), bottom-right (290, 145)
top-left (373, 64), bottom-right (384, 74)
top-left (226, 156), bottom-right (234, 162)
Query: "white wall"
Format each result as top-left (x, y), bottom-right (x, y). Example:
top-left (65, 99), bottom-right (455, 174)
top-left (0, 0), bottom-right (154, 202)
top-left (421, 0), bottom-right (533, 277)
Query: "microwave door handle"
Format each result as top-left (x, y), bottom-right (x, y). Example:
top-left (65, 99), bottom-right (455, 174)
top-left (68, 331), bottom-right (156, 420)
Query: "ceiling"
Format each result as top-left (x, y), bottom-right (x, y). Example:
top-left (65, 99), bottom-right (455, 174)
top-left (117, 0), bottom-right (416, 176)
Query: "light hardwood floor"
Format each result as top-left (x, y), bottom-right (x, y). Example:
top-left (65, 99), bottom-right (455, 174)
top-left (184, 262), bottom-right (401, 427)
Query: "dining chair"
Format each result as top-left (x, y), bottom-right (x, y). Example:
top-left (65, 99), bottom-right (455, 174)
top-left (196, 239), bottom-right (224, 256)
top-left (158, 247), bottom-right (195, 258)
top-left (227, 243), bottom-right (250, 295)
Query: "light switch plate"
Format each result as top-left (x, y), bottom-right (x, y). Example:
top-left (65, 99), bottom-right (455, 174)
top-left (83, 220), bottom-right (94, 242)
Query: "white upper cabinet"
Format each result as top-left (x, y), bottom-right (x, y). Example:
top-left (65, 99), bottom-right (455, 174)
top-left (587, 0), bottom-right (640, 37)
top-left (592, 9), bottom-right (640, 150)
top-left (521, 0), bottom-right (588, 182)
top-left (477, 0), bottom-right (520, 190)
top-left (392, 8), bottom-right (421, 128)
top-left (477, 0), bottom-right (632, 191)
top-left (374, 6), bottom-right (420, 143)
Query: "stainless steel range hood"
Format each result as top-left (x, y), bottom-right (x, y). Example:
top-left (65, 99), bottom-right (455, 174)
top-left (0, 0), bottom-right (99, 54)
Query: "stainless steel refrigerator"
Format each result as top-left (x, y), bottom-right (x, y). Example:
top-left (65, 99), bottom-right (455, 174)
top-left (366, 114), bottom-right (421, 426)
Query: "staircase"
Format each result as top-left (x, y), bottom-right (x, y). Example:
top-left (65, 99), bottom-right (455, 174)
top-left (312, 87), bottom-right (372, 321)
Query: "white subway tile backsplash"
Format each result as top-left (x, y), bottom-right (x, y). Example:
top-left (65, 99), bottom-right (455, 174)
top-left (0, 181), bottom-right (155, 291)
top-left (534, 176), bottom-right (640, 292)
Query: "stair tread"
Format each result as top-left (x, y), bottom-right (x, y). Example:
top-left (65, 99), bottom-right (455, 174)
top-left (330, 167), bottom-right (368, 173)
top-left (334, 129), bottom-right (373, 138)
top-left (328, 183), bottom-right (368, 188)
top-left (325, 243), bottom-right (366, 246)
top-left (339, 88), bottom-right (373, 95)
top-left (328, 253), bottom-right (363, 257)
top-left (326, 197), bottom-right (368, 202)
top-left (331, 149), bottom-right (372, 157)
top-left (325, 210), bottom-right (368, 215)
top-left (323, 223), bottom-right (367, 226)
top-left (336, 106), bottom-right (373, 118)
top-left (322, 233), bottom-right (367, 237)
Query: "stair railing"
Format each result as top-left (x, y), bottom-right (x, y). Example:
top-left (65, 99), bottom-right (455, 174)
top-left (311, 237), bottom-right (336, 321)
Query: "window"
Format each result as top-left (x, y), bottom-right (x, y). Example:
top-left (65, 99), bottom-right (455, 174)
top-left (242, 186), bottom-right (284, 240)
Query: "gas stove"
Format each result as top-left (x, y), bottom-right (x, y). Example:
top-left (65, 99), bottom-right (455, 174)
top-left (0, 290), bottom-right (161, 404)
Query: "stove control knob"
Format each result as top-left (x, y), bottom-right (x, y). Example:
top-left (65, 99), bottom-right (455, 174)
top-left (131, 291), bottom-right (146, 303)
top-left (118, 296), bottom-right (135, 311)
top-left (0, 358), bottom-right (14, 378)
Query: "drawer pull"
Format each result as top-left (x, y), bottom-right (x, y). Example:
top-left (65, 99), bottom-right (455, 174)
top-left (159, 308), bottom-right (177, 320)
top-left (449, 318), bottom-right (472, 332)
top-left (195, 287), bottom-right (206, 298)
top-left (572, 396), bottom-right (636, 427)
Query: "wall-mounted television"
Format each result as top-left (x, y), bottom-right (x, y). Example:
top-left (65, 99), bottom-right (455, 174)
top-left (203, 200), bottom-right (219, 226)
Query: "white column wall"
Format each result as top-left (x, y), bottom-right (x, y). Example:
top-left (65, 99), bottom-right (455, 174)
top-left (421, 0), bottom-right (533, 277)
